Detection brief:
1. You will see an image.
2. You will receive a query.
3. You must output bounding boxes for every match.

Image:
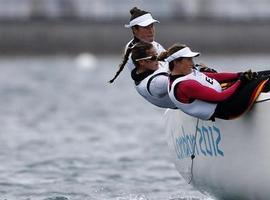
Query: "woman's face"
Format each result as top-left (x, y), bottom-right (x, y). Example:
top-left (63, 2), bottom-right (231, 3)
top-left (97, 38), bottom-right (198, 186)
top-left (139, 47), bottom-right (158, 71)
top-left (174, 57), bottom-right (194, 75)
top-left (133, 24), bottom-right (155, 42)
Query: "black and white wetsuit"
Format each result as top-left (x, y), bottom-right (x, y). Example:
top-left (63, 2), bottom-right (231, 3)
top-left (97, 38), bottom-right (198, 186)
top-left (131, 67), bottom-right (176, 109)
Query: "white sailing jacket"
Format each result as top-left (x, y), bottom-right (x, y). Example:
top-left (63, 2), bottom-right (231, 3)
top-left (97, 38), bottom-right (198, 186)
top-left (135, 68), bottom-right (176, 109)
top-left (168, 70), bottom-right (222, 120)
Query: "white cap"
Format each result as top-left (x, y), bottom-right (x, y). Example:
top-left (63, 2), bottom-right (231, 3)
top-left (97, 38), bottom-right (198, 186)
top-left (165, 47), bottom-right (200, 62)
top-left (125, 13), bottom-right (159, 28)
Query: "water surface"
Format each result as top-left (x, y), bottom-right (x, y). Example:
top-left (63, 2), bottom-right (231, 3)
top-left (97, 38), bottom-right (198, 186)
top-left (0, 54), bottom-right (269, 200)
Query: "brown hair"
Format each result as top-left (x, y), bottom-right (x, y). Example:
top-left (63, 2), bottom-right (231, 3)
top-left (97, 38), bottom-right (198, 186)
top-left (129, 7), bottom-right (148, 21)
top-left (108, 7), bottom-right (150, 83)
top-left (131, 42), bottom-right (153, 68)
top-left (108, 45), bottom-right (133, 83)
top-left (158, 43), bottom-right (186, 71)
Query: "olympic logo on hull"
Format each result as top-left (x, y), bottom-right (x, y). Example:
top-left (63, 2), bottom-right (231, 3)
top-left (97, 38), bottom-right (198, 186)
top-left (172, 125), bottom-right (224, 160)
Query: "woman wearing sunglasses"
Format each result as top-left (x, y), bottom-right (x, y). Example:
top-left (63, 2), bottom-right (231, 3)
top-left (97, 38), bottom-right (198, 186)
top-left (159, 43), bottom-right (270, 120)
top-left (130, 41), bottom-right (176, 109)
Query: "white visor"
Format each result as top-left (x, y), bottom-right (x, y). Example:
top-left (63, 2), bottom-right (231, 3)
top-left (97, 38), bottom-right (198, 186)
top-left (125, 13), bottom-right (159, 28)
top-left (165, 47), bottom-right (200, 62)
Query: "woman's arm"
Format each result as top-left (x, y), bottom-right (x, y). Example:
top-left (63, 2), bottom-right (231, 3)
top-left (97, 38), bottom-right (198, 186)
top-left (175, 79), bottom-right (241, 103)
top-left (204, 72), bottom-right (239, 82)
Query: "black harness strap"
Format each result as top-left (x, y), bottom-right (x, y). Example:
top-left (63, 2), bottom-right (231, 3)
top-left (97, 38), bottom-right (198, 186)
top-left (146, 72), bottom-right (168, 96)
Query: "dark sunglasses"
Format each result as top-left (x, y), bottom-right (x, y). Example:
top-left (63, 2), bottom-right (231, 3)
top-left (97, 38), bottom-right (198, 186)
top-left (135, 55), bottom-right (158, 62)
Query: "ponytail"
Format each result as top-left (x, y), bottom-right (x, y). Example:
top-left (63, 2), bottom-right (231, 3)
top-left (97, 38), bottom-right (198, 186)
top-left (158, 44), bottom-right (186, 71)
top-left (108, 46), bottom-right (133, 83)
top-left (157, 51), bottom-right (169, 61)
top-left (158, 51), bottom-right (175, 71)
top-left (109, 7), bottom-right (150, 83)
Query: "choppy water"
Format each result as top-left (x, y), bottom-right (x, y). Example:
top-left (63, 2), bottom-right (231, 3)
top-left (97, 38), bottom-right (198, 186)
top-left (0, 54), bottom-right (269, 200)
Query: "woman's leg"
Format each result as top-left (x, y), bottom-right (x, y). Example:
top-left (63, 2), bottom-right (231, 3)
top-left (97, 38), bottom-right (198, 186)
top-left (213, 78), bottom-right (269, 119)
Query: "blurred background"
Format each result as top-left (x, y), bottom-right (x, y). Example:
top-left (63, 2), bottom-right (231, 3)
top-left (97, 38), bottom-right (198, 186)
top-left (0, 1), bottom-right (270, 200)
top-left (0, 0), bottom-right (270, 54)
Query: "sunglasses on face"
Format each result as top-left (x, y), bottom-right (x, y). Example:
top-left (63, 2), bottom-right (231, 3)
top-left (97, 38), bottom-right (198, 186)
top-left (135, 55), bottom-right (158, 62)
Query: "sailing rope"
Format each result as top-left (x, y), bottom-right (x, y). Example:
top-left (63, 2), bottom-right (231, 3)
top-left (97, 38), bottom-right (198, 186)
top-left (188, 118), bottom-right (199, 184)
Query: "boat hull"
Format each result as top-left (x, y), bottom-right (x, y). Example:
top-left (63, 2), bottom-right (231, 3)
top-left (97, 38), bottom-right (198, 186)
top-left (165, 101), bottom-right (270, 199)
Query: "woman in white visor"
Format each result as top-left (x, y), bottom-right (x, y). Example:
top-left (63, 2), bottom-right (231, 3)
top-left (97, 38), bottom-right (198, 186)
top-left (109, 7), bottom-right (166, 84)
top-left (158, 43), bottom-right (270, 120)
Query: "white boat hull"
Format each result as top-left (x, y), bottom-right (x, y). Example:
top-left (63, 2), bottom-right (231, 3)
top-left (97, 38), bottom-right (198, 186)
top-left (165, 94), bottom-right (270, 199)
